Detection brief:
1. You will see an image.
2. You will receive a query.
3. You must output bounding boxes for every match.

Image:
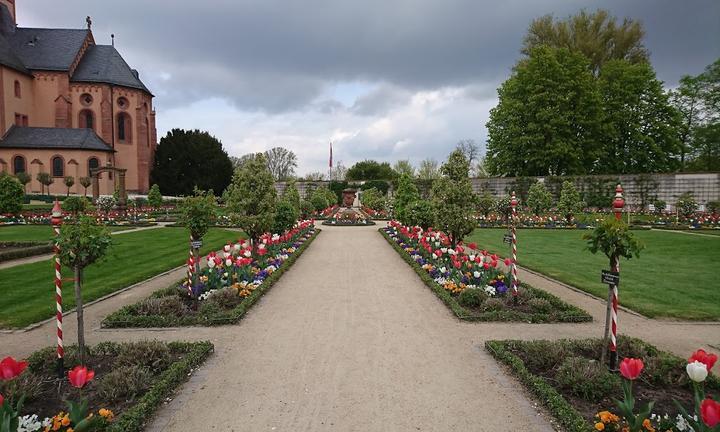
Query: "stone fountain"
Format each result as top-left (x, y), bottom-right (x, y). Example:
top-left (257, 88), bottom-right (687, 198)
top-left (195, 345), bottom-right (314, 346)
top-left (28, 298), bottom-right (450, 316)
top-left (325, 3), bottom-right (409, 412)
top-left (322, 188), bottom-right (375, 226)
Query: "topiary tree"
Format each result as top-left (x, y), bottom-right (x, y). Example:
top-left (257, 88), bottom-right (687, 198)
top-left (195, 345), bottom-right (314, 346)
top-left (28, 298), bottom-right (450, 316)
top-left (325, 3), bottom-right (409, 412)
top-left (558, 180), bottom-right (584, 223)
top-left (310, 191), bottom-right (328, 212)
top-left (406, 200), bottom-right (434, 230)
top-left (15, 171), bottom-right (30, 193)
top-left (360, 187), bottom-right (386, 211)
top-left (476, 191), bottom-right (496, 217)
top-left (63, 176), bottom-right (75, 196)
top-left (79, 176), bottom-right (92, 197)
top-left (675, 192), bottom-right (698, 219)
top-left (95, 195), bottom-right (116, 216)
top-left (227, 153), bottom-right (277, 245)
top-left (583, 219), bottom-right (643, 365)
top-left (526, 181), bottom-right (553, 215)
top-left (299, 200), bottom-right (314, 219)
top-left (0, 173), bottom-right (24, 215)
top-left (57, 216), bottom-right (112, 363)
top-left (178, 188), bottom-right (217, 275)
top-left (431, 150), bottom-right (477, 246)
top-left (495, 195), bottom-right (512, 223)
top-left (272, 199), bottom-right (300, 234)
top-left (394, 173), bottom-right (420, 225)
top-left (147, 184), bottom-right (163, 207)
top-left (282, 179), bottom-right (301, 211)
top-left (62, 196), bottom-right (89, 217)
top-left (36, 172), bottom-right (53, 196)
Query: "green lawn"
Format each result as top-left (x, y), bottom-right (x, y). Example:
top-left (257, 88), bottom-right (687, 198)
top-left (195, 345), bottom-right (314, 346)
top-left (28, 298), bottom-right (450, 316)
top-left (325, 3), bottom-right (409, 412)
top-left (0, 225), bottom-right (132, 242)
top-left (0, 227), bottom-right (241, 328)
top-left (465, 228), bottom-right (720, 320)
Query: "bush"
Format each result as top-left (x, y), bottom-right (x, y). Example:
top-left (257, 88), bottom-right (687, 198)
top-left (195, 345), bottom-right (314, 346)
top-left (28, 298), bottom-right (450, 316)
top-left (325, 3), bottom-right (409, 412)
top-left (300, 200), bottom-right (314, 219)
top-left (405, 200), bottom-right (434, 230)
top-left (272, 199), bottom-right (300, 234)
top-left (0, 371), bottom-right (45, 402)
top-left (514, 340), bottom-right (569, 372)
top-left (555, 356), bottom-right (621, 401)
top-left (528, 297), bottom-right (552, 314)
top-left (483, 297), bottom-right (505, 311)
top-left (0, 172), bottom-right (24, 215)
top-left (458, 288), bottom-right (487, 308)
top-left (360, 180), bottom-right (390, 195)
top-left (558, 180), bottom-right (584, 222)
top-left (62, 195), bottom-right (90, 215)
top-left (147, 184), bottom-right (163, 207)
top-left (206, 287), bottom-right (243, 309)
top-left (135, 296), bottom-right (190, 318)
top-left (676, 191), bottom-right (698, 218)
top-left (310, 192), bottom-right (329, 211)
top-left (113, 340), bottom-right (172, 373)
top-left (708, 200), bottom-right (720, 214)
top-left (95, 195), bottom-right (117, 213)
top-left (526, 182), bottom-right (553, 215)
top-left (97, 365), bottom-right (152, 402)
top-left (360, 187), bottom-right (386, 211)
top-left (652, 199), bottom-right (666, 214)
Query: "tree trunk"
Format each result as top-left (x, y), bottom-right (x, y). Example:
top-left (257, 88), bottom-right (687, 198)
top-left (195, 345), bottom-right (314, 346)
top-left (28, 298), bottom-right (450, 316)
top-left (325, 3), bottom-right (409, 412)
top-left (74, 266), bottom-right (86, 365)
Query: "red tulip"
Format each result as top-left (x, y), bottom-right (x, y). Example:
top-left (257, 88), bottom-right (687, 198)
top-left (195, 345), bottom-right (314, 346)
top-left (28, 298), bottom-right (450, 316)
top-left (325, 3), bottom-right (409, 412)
top-left (468, 242), bottom-right (477, 250)
top-left (689, 349), bottom-right (718, 372)
top-left (0, 356), bottom-right (28, 380)
top-left (68, 365), bottom-right (95, 388)
top-left (619, 358), bottom-right (644, 380)
top-left (701, 398), bottom-right (720, 428)
top-left (504, 258), bottom-right (512, 266)
top-left (0, 393), bottom-right (4, 406)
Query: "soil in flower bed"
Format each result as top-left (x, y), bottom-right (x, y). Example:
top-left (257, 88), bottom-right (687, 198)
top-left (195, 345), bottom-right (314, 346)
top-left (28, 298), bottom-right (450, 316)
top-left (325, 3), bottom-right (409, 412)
top-left (380, 226), bottom-right (591, 323)
top-left (486, 337), bottom-right (720, 431)
top-left (0, 340), bottom-right (213, 430)
top-left (103, 227), bottom-right (320, 327)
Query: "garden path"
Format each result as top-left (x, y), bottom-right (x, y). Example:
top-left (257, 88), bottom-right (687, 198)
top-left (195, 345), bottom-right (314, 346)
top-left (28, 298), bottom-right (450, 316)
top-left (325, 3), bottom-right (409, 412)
top-left (0, 223), bottom-right (717, 431)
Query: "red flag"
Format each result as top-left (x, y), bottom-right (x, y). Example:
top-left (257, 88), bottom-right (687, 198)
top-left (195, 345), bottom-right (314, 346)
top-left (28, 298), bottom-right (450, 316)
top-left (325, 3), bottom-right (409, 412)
top-left (329, 142), bottom-right (333, 168)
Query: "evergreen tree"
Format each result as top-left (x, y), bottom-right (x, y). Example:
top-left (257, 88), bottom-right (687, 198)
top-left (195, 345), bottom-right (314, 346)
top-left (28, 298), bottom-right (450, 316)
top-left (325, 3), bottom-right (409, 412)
top-left (558, 181), bottom-right (584, 222)
top-left (282, 179), bottom-right (301, 211)
top-left (393, 173), bottom-right (419, 225)
top-left (227, 153), bottom-right (277, 244)
top-left (431, 150), bottom-right (476, 246)
top-left (526, 182), bottom-right (553, 215)
top-left (147, 184), bottom-right (163, 207)
top-left (0, 173), bottom-right (24, 215)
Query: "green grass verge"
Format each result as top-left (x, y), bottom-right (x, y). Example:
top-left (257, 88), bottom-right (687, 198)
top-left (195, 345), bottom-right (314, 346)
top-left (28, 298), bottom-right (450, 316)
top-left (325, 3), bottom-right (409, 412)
top-left (0, 225), bottom-right (132, 242)
top-left (379, 229), bottom-right (591, 323)
top-left (0, 228), bottom-right (241, 329)
top-left (465, 228), bottom-right (720, 320)
top-left (102, 229), bottom-right (321, 327)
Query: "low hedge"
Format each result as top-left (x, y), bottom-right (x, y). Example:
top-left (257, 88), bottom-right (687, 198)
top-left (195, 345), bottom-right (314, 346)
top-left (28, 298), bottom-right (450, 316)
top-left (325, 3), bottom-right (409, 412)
top-left (0, 241), bottom-right (53, 262)
top-left (102, 229), bottom-right (320, 327)
top-left (379, 229), bottom-right (592, 323)
top-left (106, 340), bottom-right (214, 432)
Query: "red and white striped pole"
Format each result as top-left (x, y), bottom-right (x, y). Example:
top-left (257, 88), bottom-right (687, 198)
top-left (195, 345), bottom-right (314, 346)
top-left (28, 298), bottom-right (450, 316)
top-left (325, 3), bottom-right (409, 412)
top-left (187, 235), bottom-right (195, 295)
top-left (51, 200), bottom-right (64, 377)
top-left (609, 184), bottom-right (625, 370)
top-left (510, 191), bottom-right (519, 296)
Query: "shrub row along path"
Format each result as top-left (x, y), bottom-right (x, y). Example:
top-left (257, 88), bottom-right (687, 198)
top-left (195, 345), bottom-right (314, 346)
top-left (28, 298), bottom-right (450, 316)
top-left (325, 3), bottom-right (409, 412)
top-left (0, 223), bottom-right (168, 270)
top-left (0, 223), bottom-right (718, 431)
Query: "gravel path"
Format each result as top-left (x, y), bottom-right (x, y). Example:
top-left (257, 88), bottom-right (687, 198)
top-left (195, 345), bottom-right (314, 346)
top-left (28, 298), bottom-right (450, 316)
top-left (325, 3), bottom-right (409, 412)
top-left (0, 222), bottom-right (717, 431)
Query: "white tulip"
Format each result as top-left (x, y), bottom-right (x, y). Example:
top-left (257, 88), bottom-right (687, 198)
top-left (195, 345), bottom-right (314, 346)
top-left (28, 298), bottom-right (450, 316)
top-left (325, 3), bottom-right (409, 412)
top-left (473, 271), bottom-right (481, 278)
top-left (686, 360), bottom-right (708, 382)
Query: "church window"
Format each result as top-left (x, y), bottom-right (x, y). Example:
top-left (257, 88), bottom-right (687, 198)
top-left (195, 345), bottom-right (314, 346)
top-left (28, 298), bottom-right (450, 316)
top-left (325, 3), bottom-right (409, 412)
top-left (13, 156), bottom-right (25, 174)
top-left (14, 80), bottom-right (20, 98)
top-left (117, 113), bottom-right (132, 142)
top-left (79, 109), bottom-right (94, 129)
top-left (52, 156), bottom-right (64, 177)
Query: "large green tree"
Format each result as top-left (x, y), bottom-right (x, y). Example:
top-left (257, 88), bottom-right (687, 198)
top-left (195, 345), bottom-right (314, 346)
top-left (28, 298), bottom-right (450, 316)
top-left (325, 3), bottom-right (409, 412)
top-left (226, 153), bottom-right (277, 244)
top-left (486, 46), bottom-right (602, 176)
top-left (346, 160), bottom-right (396, 181)
top-left (595, 60), bottom-right (682, 173)
top-left (522, 9), bottom-right (648, 75)
top-left (151, 129), bottom-right (233, 196)
top-left (431, 150), bottom-right (476, 246)
top-left (393, 173), bottom-right (419, 225)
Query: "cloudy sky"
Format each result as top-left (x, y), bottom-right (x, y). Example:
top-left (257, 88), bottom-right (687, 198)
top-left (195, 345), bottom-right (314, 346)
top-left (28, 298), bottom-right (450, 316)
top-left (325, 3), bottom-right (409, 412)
top-left (20, 0), bottom-right (720, 176)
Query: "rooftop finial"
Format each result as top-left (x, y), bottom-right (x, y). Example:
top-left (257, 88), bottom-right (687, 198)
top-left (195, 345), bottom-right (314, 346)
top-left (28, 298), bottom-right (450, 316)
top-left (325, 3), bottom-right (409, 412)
top-left (111, 34), bottom-right (114, 47)
top-left (86, 16), bottom-right (92, 29)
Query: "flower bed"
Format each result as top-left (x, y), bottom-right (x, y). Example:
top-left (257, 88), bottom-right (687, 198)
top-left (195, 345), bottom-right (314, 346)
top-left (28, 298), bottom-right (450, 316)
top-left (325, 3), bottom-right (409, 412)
top-left (103, 222), bottom-right (319, 327)
top-left (381, 222), bottom-right (591, 322)
top-left (0, 340), bottom-right (213, 432)
top-left (322, 207), bottom-right (375, 226)
top-left (485, 337), bottom-right (720, 432)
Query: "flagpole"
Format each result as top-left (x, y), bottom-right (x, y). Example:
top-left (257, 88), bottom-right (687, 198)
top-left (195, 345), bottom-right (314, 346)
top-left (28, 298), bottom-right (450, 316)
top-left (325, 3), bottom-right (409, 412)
top-left (328, 141), bottom-right (333, 181)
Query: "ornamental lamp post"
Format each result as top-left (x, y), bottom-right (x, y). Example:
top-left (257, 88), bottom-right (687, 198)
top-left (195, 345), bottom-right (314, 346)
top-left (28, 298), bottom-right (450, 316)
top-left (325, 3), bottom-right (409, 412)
top-left (51, 199), bottom-right (64, 377)
top-left (608, 184), bottom-right (624, 370)
top-left (510, 191), bottom-right (519, 296)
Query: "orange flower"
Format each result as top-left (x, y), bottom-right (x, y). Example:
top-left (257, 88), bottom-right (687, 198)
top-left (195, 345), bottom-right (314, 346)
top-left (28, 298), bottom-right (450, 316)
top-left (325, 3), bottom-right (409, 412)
top-left (642, 418), bottom-right (655, 431)
top-left (595, 422), bottom-right (605, 431)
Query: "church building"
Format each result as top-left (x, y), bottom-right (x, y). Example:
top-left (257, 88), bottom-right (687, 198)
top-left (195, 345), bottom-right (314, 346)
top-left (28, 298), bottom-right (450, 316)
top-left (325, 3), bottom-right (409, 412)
top-left (0, 0), bottom-right (156, 195)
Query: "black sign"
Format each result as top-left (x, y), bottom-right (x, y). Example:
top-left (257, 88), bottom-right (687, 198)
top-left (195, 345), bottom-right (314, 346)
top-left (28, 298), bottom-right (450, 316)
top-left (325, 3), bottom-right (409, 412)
top-left (601, 270), bottom-right (620, 285)
top-left (503, 234), bottom-right (513, 244)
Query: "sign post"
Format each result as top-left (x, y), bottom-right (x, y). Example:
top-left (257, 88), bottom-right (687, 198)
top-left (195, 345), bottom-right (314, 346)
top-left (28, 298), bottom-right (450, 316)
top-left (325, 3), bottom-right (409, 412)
top-left (51, 200), bottom-right (64, 377)
top-left (608, 184), bottom-right (624, 370)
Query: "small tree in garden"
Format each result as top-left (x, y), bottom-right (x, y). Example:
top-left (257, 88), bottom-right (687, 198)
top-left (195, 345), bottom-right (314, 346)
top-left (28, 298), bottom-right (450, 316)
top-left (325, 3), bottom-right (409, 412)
top-left (95, 195), bottom-right (116, 216)
top-left (57, 216), bottom-right (112, 364)
top-left (495, 195), bottom-right (512, 223)
top-left (310, 190), bottom-right (329, 212)
top-left (0, 173), bottom-right (24, 215)
top-left (431, 150), bottom-right (476, 246)
top-left (63, 175), bottom-right (75, 196)
top-left (526, 181), bottom-right (553, 215)
top-left (79, 176), bottom-right (92, 196)
top-left (178, 189), bottom-right (217, 275)
top-left (394, 173), bottom-right (420, 225)
top-left (147, 183), bottom-right (163, 207)
top-left (406, 200), bottom-right (434, 230)
top-left (14, 171), bottom-right (30, 193)
top-left (227, 153), bottom-right (277, 245)
top-left (676, 192), bottom-right (698, 219)
top-left (583, 219), bottom-right (643, 364)
top-left (273, 199), bottom-right (300, 234)
top-left (62, 196), bottom-right (89, 216)
top-left (361, 187), bottom-right (386, 211)
top-left (282, 179), bottom-right (301, 211)
top-left (299, 200), bottom-right (314, 219)
top-left (36, 172), bottom-right (53, 196)
top-left (476, 191), bottom-right (495, 217)
top-left (558, 180), bottom-right (584, 223)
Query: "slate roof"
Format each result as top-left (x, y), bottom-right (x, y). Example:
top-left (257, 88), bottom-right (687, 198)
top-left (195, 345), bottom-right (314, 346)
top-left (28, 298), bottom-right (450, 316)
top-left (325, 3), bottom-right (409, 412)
top-left (72, 45), bottom-right (150, 93)
top-left (0, 126), bottom-right (115, 152)
top-left (7, 28), bottom-right (89, 71)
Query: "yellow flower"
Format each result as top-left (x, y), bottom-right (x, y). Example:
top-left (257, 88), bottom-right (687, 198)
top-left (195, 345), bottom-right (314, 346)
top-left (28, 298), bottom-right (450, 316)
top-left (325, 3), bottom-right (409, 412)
top-left (99, 408), bottom-right (115, 420)
top-left (595, 422), bottom-right (605, 431)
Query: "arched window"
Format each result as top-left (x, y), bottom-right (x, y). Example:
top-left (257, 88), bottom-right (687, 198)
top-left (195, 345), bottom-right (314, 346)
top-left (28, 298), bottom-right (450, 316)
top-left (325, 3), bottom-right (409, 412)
top-left (79, 109), bottom-right (94, 130)
top-left (13, 155), bottom-right (25, 174)
top-left (52, 156), bottom-right (64, 177)
top-left (88, 157), bottom-right (99, 176)
top-left (117, 113), bottom-right (132, 142)
top-left (14, 80), bottom-right (20, 98)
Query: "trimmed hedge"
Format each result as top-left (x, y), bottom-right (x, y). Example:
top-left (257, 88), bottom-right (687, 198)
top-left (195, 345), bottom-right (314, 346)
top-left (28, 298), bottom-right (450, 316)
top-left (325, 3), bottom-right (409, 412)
top-left (102, 229), bottom-right (321, 327)
top-left (107, 341), bottom-right (214, 432)
top-left (0, 241), bottom-right (53, 262)
top-left (379, 228), bottom-right (592, 323)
